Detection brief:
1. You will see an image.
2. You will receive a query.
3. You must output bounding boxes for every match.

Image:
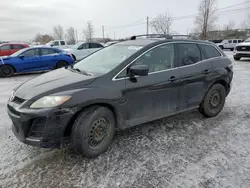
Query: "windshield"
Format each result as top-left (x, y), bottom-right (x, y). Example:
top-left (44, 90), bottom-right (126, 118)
top-left (10, 48), bottom-right (28, 57)
top-left (245, 37), bottom-right (250, 42)
top-left (73, 45), bottom-right (142, 75)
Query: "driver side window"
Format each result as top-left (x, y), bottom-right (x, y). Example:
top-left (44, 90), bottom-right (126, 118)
top-left (78, 43), bottom-right (89, 50)
top-left (116, 43), bottom-right (175, 79)
top-left (22, 49), bottom-right (39, 57)
top-left (133, 44), bottom-right (175, 73)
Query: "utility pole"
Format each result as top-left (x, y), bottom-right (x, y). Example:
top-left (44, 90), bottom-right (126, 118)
top-left (75, 29), bottom-right (78, 43)
top-left (102, 26), bottom-right (105, 40)
top-left (146, 16), bottom-right (149, 37)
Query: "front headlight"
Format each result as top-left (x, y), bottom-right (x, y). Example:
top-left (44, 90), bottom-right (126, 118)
top-left (30, 96), bottom-right (71, 109)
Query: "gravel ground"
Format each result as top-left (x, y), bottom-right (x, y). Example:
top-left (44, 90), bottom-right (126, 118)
top-left (0, 51), bottom-right (250, 188)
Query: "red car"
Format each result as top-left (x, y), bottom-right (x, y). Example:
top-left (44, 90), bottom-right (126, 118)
top-left (0, 43), bottom-right (29, 56)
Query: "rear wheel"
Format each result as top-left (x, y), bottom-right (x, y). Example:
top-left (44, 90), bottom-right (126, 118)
top-left (230, 48), bottom-right (234, 51)
top-left (219, 45), bottom-right (224, 49)
top-left (56, 61), bottom-right (68, 69)
top-left (71, 106), bottom-right (115, 158)
top-left (0, 65), bottom-right (15, 77)
top-left (199, 84), bottom-right (226, 117)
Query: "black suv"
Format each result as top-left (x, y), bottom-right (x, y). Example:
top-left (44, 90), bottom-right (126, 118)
top-left (7, 36), bottom-right (233, 158)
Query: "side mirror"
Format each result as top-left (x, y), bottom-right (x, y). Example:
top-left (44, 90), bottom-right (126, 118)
top-left (128, 65), bottom-right (149, 77)
top-left (19, 54), bottom-right (24, 59)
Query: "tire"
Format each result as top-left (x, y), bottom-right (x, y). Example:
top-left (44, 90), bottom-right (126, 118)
top-left (230, 48), bottom-right (234, 51)
top-left (71, 106), bottom-right (115, 158)
top-left (234, 56), bottom-right (241, 61)
top-left (0, 65), bottom-right (15, 77)
top-left (219, 45), bottom-right (224, 49)
top-left (56, 61), bottom-right (68, 69)
top-left (199, 84), bottom-right (226, 118)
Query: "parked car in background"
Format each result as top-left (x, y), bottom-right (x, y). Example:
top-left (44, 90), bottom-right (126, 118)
top-left (0, 43), bottom-right (29, 56)
top-left (46, 40), bottom-right (72, 49)
top-left (0, 46), bottom-right (74, 77)
top-left (7, 35), bottom-right (233, 158)
top-left (64, 42), bottom-right (104, 61)
top-left (233, 37), bottom-right (250, 60)
top-left (219, 39), bottom-right (243, 50)
top-left (105, 41), bottom-right (120, 46)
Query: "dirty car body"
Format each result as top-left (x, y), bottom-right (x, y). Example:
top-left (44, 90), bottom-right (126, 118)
top-left (7, 38), bottom-right (233, 150)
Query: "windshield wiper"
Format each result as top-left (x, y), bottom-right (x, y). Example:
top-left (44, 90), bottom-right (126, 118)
top-left (68, 65), bottom-right (93, 76)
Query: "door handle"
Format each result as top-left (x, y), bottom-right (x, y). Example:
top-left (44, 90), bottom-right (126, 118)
top-left (168, 76), bottom-right (177, 82)
top-left (204, 69), bottom-right (209, 74)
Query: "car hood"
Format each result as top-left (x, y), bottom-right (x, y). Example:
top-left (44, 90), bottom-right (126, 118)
top-left (236, 42), bottom-right (250, 46)
top-left (14, 68), bottom-right (97, 99)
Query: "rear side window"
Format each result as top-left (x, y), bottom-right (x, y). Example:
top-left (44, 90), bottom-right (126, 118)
top-left (41, 48), bottom-right (57, 55)
top-left (199, 44), bottom-right (221, 59)
top-left (90, 43), bottom-right (103, 48)
top-left (60, 41), bottom-right (66, 45)
top-left (54, 41), bottom-right (59, 46)
top-left (238, 40), bottom-right (242, 43)
top-left (0, 45), bottom-right (11, 50)
top-left (228, 40), bottom-right (232, 43)
top-left (12, 45), bottom-right (25, 49)
top-left (233, 40), bottom-right (237, 43)
top-left (78, 43), bottom-right (89, 50)
top-left (176, 43), bottom-right (201, 66)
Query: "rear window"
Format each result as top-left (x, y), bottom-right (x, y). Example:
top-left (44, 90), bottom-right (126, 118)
top-left (60, 41), bottom-right (66, 45)
top-left (199, 44), bottom-right (221, 59)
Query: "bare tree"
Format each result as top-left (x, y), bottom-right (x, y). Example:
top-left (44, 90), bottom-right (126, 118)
top-left (150, 13), bottom-right (173, 35)
top-left (224, 20), bottom-right (236, 30)
top-left (195, 0), bottom-right (217, 40)
top-left (83, 21), bottom-right (94, 42)
top-left (66, 27), bottom-right (76, 44)
top-left (34, 33), bottom-right (54, 44)
top-left (53, 25), bottom-right (64, 40)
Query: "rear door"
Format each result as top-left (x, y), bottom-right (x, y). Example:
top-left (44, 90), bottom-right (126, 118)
top-left (0, 44), bottom-right (12, 56)
top-left (16, 49), bottom-right (40, 72)
top-left (39, 48), bottom-right (59, 69)
top-left (176, 42), bottom-right (213, 109)
top-left (121, 43), bottom-right (181, 125)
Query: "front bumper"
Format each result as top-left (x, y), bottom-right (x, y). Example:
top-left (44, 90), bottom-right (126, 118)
top-left (233, 50), bottom-right (250, 58)
top-left (7, 102), bottom-right (76, 148)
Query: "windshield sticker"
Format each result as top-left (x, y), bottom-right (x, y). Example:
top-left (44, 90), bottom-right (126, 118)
top-left (128, 46), bottom-right (142, 50)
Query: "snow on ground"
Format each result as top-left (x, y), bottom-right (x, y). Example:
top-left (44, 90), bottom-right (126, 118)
top-left (0, 51), bottom-right (250, 188)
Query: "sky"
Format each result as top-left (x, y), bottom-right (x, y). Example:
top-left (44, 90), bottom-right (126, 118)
top-left (0, 0), bottom-right (249, 41)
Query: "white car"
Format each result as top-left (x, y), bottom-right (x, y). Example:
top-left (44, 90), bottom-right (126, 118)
top-left (46, 40), bottom-right (72, 49)
top-left (220, 39), bottom-right (243, 51)
top-left (233, 37), bottom-right (250, 60)
top-left (64, 42), bottom-right (104, 61)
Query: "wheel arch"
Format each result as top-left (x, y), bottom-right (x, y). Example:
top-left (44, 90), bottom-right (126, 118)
top-left (63, 102), bottom-right (123, 137)
top-left (0, 64), bottom-right (17, 73)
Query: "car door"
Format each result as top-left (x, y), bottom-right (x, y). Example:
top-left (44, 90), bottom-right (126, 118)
top-left (120, 43), bottom-right (181, 125)
top-left (16, 48), bottom-right (40, 72)
top-left (224, 40), bottom-right (232, 49)
top-left (75, 43), bottom-right (91, 60)
top-left (39, 48), bottom-right (59, 70)
top-left (176, 43), bottom-right (214, 109)
top-left (0, 44), bottom-right (12, 56)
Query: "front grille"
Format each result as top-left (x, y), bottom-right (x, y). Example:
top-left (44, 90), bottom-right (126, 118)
top-left (12, 96), bottom-right (26, 104)
top-left (236, 46), bottom-right (250, 51)
top-left (7, 104), bottom-right (20, 116)
top-left (29, 118), bottom-right (46, 137)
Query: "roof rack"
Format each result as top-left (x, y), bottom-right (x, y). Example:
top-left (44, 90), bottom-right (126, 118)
top-left (129, 34), bottom-right (198, 40)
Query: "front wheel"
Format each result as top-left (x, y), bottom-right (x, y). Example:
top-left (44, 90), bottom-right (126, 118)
top-left (0, 65), bottom-right (15, 77)
top-left (199, 84), bottom-right (226, 117)
top-left (71, 106), bottom-right (115, 158)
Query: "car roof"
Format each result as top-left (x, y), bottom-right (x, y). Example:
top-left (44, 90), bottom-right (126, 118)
top-left (0, 43), bottom-right (28, 46)
top-left (115, 39), bottom-right (214, 47)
